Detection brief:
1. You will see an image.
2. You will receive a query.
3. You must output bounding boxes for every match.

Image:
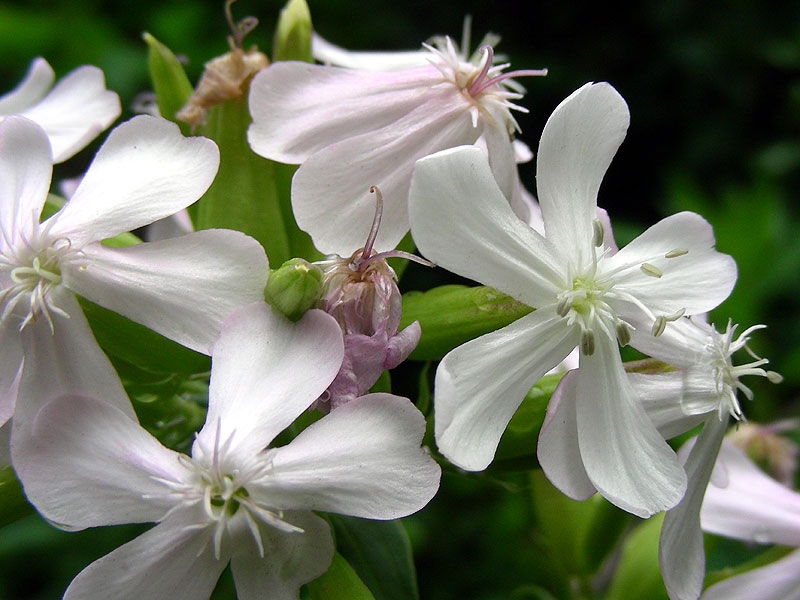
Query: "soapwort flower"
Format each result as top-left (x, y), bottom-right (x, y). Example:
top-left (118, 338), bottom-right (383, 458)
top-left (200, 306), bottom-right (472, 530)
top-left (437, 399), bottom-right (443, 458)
top-left (314, 187), bottom-right (428, 411)
top-left (0, 115), bottom-right (268, 443)
top-left (0, 57), bottom-right (120, 162)
top-left (247, 33), bottom-right (546, 255)
top-left (17, 302), bottom-right (441, 600)
top-left (408, 83), bottom-right (737, 517)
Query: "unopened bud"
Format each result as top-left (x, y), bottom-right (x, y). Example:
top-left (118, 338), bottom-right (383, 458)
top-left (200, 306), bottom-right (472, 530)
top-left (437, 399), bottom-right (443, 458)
top-left (264, 258), bottom-right (323, 321)
top-left (273, 0), bottom-right (313, 62)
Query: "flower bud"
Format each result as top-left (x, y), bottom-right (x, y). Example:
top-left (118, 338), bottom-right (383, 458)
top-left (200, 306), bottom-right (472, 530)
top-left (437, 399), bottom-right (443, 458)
top-left (264, 258), bottom-right (323, 321)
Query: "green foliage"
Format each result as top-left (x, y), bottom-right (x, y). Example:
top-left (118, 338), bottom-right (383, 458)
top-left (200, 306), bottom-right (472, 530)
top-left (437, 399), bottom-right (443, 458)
top-left (401, 285), bottom-right (533, 361)
top-left (0, 468), bottom-right (31, 528)
top-left (328, 515), bottom-right (420, 600)
top-left (143, 32), bottom-right (193, 133)
top-left (307, 552), bottom-right (376, 600)
top-left (603, 515), bottom-right (668, 600)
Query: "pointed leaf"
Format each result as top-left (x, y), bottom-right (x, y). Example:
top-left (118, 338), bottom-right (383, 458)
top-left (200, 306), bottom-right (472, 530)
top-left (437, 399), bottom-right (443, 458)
top-left (143, 32), bottom-right (193, 134)
top-left (307, 553), bottom-right (376, 600)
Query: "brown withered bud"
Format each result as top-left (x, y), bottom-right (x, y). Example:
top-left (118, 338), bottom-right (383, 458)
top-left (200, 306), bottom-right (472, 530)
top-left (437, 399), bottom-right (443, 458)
top-left (176, 0), bottom-right (269, 127)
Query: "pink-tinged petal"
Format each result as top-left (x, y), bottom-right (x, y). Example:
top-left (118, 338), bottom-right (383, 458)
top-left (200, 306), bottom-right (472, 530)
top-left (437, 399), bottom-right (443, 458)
top-left (536, 83), bottom-right (629, 267)
top-left (45, 115), bottom-right (219, 246)
top-left (230, 511), bottom-right (334, 600)
top-left (248, 62), bottom-right (443, 164)
top-left (604, 212), bottom-right (737, 317)
top-left (61, 229), bottom-right (268, 354)
top-left (537, 371), bottom-right (597, 500)
top-left (197, 304), bottom-right (343, 457)
top-left (21, 65), bottom-right (120, 163)
top-left (291, 93), bottom-right (477, 254)
top-left (18, 395), bottom-right (190, 529)
top-left (596, 207), bottom-right (619, 254)
top-left (435, 307), bottom-right (579, 471)
top-left (701, 549), bottom-right (800, 600)
top-left (252, 394), bottom-right (440, 518)
top-left (385, 320), bottom-right (421, 368)
top-left (311, 32), bottom-right (430, 71)
top-left (660, 416), bottom-right (728, 600)
top-left (144, 209), bottom-right (193, 241)
top-left (700, 440), bottom-right (800, 546)
top-left (0, 58), bottom-right (54, 114)
top-left (0, 423), bottom-right (9, 467)
top-left (409, 146), bottom-right (564, 308)
top-left (576, 333), bottom-right (687, 517)
top-left (629, 371), bottom-right (715, 439)
top-left (63, 507), bottom-right (226, 600)
top-left (0, 116), bottom-right (51, 244)
top-left (11, 289), bottom-right (132, 444)
top-left (0, 316), bottom-right (23, 427)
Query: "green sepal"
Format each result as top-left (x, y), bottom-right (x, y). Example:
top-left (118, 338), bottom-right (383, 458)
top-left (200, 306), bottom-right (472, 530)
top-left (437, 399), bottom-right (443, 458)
top-left (328, 515), bottom-right (420, 600)
top-left (264, 258), bottom-right (323, 321)
top-left (142, 32), bottom-right (193, 133)
top-left (400, 285), bottom-right (533, 361)
top-left (603, 514), bottom-right (668, 600)
top-left (307, 552), bottom-right (376, 600)
top-left (272, 0), bottom-right (313, 63)
top-left (493, 373), bottom-right (562, 466)
top-left (79, 297), bottom-right (210, 375)
top-left (0, 466), bottom-right (33, 528)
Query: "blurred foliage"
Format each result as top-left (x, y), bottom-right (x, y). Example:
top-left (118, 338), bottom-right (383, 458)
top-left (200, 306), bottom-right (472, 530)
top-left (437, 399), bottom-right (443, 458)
top-left (1, 0), bottom-right (799, 598)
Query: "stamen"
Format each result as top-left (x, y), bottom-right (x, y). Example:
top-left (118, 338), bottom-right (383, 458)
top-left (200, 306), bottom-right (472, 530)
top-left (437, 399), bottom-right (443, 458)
top-left (360, 186), bottom-right (384, 262)
top-left (469, 68), bottom-right (548, 97)
top-left (556, 294), bottom-right (573, 317)
top-left (616, 322), bottom-right (631, 347)
top-left (665, 249), bottom-right (689, 259)
top-left (580, 329), bottom-right (595, 356)
top-left (640, 263), bottom-right (663, 278)
top-left (466, 45), bottom-right (494, 97)
top-left (652, 316), bottom-right (667, 337)
top-left (767, 371), bottom-right (783, 384)
top-left (592, 218), bottom-right (604, 247)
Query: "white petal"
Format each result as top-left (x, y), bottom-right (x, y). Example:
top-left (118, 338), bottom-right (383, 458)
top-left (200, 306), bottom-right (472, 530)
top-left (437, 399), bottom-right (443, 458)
top-left (604, 212), bottom-right (737, 317)
top-left (0, 116), bottom-right (51, 244)
top-left (45, 115), bottom-right (219, 247)
top-left (0, 58), bottom-right (54, 114)
top-left (536, 83), bottom-right (629, 267)
top-left (660, 415), bottom-right (728, 600)
top-left (701, 549), bottom-right (800, 600)
top-left (482, 116), bottom-right (518, 203)
top-left (700, 439), bottom-right (800, 546)
top-left (20, 65), bottom-right (120, 162)
top-left (576, 333), bottom-right (687, 517)
top-left (230, 510), bottom-right (334, 600)
top-left (628, 315), bottom-right (713, 370)
top-left (251, 394), bottom-right (440, 518)
top-left (312, 32), bottom-right (430, 71)
top-left (435, 307), bottom-right (579, 471)
top-left (248, 62), bottom-right (443, 164)
top-left (537, 371), bottom-right (597, 500)
top-left (17, 395), bottom-right (189, 529)
top-left (64, 507), bottom-right (226, 600)
top-left (291, 93), bottom-right (477, 254)
top-left (11, 289), bottom-right (132, 443)
top-left (62, 229), bottom-right (268, 354)
top-left (409, 146), bottom-right (563, 308)
top-left (0, 315), bottom-right (23, 427)
top-left (196, 304), bottom-right (343, 458)
top-left (629, 371), bottom-right (715, 439)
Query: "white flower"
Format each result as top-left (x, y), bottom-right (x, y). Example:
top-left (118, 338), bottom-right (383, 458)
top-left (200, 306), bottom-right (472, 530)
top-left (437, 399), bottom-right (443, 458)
top-left (0, 57), bottom-right (120, 162)
top-left (247, 35), bottom-right (546, 255)
top-left (0, 115), bottom-right (269, 455)
top-left (408, 83), bottom-right (737, 517)
top-left (17, 302), bottom-right (441, 600)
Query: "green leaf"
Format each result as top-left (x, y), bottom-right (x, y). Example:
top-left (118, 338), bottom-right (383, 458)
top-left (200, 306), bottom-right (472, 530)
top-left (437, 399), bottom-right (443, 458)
top-left (273, 0), bottom-right (313, 63)
top-left (307, 552), bottom-right (376, 600)
top-left (704, 544), bottom-right (795, 589)
top-left (400, 285), bottom-right (533, 361)
top-left (0, 467), bottom-right (32, 528)
top-left (328, 515), bottom-right (419, 600)
top-left (142, 32), bottom-right (193, 133)
top-left (79, 297), bottom-right (210, 375)
top-left (603, 514), bottom-right (668, 600)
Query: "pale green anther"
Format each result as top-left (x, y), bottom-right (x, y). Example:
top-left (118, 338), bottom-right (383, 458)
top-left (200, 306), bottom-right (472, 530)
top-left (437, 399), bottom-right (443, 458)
top-left (616, 322), bottom-right (631, 347)
top-left (666, 308), bottom-right (686, 321)
top-left (640, 262), bottom-right (663, 278)
top-left (264, 258), bottom-right (323, 321)
top-left (665, 248), bottom-right (689, 259)
top-left (580, 329), bottom-right (595, 356)
top-left (592, 218), bottom-right (604, 247)
top-left (556, 295), bottom-right (573, 317)
top-left (767, 371), bottom-right (784, 384)
top-left (651, 316), bottom-right (667, 337)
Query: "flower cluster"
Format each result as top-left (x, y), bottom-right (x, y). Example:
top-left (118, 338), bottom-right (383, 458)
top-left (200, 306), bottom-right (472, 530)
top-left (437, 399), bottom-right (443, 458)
top-left (0, 4), bottom-right (793, 600)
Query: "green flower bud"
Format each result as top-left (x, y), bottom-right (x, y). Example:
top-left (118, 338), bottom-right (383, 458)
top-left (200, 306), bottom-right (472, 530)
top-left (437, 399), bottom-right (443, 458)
top-left (273, 0), bottom-right (313, 63)
top-left (264, 258), bottom-right (323, 321)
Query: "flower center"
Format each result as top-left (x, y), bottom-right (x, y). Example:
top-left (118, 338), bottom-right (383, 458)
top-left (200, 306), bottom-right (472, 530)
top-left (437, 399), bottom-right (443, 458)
top-left (0, 237), bottom-right (73, 332)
